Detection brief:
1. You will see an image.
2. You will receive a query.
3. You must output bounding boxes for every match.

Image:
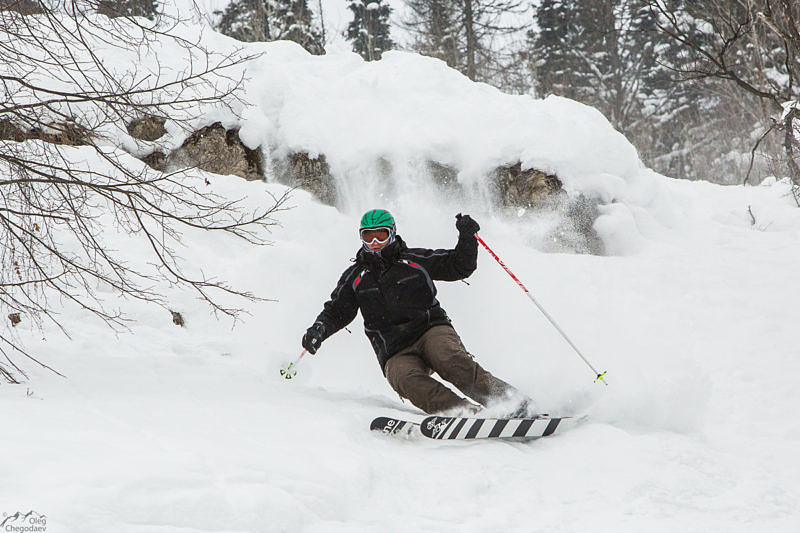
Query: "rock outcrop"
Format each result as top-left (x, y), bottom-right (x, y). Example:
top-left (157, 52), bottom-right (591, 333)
top-left (281, 152), bottom-right (337, 204)
top-left (127, 115), bottom-right (167, 142)
top-left (491, 162), bottom-right (565, 208)
top-left (146, 122), bottom-right (264, 180)
top-left (126, 122), bottom-right (603, 254)
top-left (0, 118), bottom-right (90, 145)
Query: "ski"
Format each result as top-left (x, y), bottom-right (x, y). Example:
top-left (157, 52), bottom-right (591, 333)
top-left (370, 416), bottom-right (420, 438)
top-left (420, 415), bottom-right (568, 440)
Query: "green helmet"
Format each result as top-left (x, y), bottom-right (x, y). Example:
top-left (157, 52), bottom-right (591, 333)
top-left (359, 209), bottom-right (396, 233)
top-left (359, 209), bottom-right (396, 252)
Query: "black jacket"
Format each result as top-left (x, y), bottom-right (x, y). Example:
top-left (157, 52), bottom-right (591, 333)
top-left (312, 234), bottom-right (478, 370)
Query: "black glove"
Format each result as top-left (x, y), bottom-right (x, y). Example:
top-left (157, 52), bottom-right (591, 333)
top-left (301, 323), bottom-right (326, 354)
top-left (455, 213), bottom-right (480, 236)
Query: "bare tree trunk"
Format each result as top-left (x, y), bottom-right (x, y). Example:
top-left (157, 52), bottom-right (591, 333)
top-left (784, 107), bottom-right (800, 187)
top-left (317, 0), bottom-right (326, 46)
top-left (463, 0), bottom-right (476, 80)
top-left (365, 7), bottom-right (375, 61)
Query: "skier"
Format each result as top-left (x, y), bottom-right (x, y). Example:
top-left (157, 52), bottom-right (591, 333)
top-left (301, 209), bottom-right (534, 416)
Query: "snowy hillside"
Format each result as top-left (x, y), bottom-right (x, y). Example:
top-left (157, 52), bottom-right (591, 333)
top-left (2, 11), bottom-right (800, 533)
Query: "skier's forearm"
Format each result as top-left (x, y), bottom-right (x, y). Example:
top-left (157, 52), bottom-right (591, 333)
top-left (315, 301), bottom-right (356, 340)
top-left (313, 266), bottom-right (359, 340)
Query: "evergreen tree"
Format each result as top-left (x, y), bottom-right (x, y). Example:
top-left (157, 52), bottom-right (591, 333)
top-left (532, 0), bottom-right (777, 182)
top-left (533, 0), bottom-right (624, 109)
top-left (532, 1), bottom-right (695, 173)
top-left (626, 0), bottom-right (714, 177)
top-left (403, 0), bottom-right (526, 84)
top-left (345, 0), bottom-right (394, 61)
top-left (216, 0), bottom-right (324, 55)
top-left (530, 0), bottom-right (581, 99)
top-left (403, 0), bottom-right (461, 70)
top-left (532, 2), bottom-right (652, 169)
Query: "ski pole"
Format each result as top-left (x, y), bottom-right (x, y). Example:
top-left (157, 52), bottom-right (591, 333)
top-left (280, 349), bottom-right (308, 380)
top-left (473, 233), bottom-right (608, 385)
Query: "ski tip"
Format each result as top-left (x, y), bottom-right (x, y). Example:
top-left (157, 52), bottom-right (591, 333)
top-left (370, 416), bottom-right (420, 438)
top-left (370, 416), bottom-right (394, 431)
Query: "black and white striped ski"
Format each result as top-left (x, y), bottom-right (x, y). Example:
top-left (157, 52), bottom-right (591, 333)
top-left (420, 415), bottom-right (566, 440)
top-left (371, 415), bottom-right (574, 440)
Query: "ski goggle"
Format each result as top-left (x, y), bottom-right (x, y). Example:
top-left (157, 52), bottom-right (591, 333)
top-left (360, 227), bottom-right (392, 245)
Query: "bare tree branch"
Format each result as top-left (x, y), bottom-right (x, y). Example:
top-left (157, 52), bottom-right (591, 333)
top-left (0, 1), bottom-right (288, 381)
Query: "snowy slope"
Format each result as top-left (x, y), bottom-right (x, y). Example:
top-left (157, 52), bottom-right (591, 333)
top-left (2, 12), bottom-right (800, 533)
top-left (3, 167), bottom-right (799, 532)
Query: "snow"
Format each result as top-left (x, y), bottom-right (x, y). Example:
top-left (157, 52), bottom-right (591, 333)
top-left (3, 9), bottom-right (800, 533)
top-left (4, 171), bottom-right (800, 532)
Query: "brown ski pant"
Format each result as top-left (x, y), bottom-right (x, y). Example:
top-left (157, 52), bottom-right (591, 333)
top-left (383, 325), bottom-right (519, 414)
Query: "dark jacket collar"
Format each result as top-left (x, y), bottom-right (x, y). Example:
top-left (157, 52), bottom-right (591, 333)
top-left (356, 235), bottom-right (406, 270)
